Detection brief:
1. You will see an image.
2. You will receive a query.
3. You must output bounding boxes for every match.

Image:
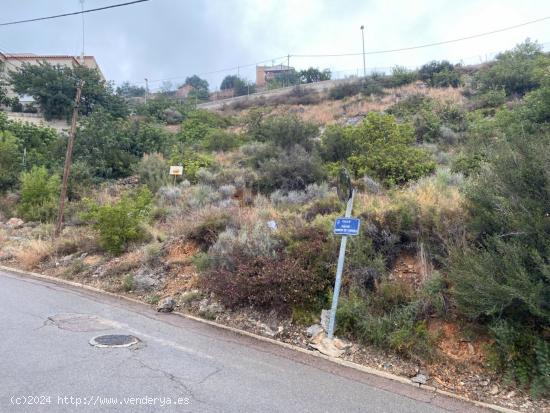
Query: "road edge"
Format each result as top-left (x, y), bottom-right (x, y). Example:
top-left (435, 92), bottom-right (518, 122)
top-left (0, 264), bottom-right (519, 413)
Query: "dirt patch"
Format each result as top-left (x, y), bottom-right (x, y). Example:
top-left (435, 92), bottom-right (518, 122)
top-left (389, 252), bottom-right (426, 289)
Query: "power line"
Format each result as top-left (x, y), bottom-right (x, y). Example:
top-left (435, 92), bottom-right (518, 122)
top-left (0, 0), bottom-right (151, 27)
top-left (292, 15), bottom-right (550, 58)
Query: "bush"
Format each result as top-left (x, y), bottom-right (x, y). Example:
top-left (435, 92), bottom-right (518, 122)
top-left (201, 227), bottom-right (333, 312)
top-left (387, 66), bottom-right (418, 87)
top-left (17, 166), bottom-right (60, 222)
top-left (0, 131), bottom-right (22, 192)
top-left (202, 128), bottom-right (242, 152)
top-left (336, 293), bottom-right (436, 361)
top-left (83, 187), bottom-right (153, 255)
top-left (258, 145), bottom-right (325, 192)
top-left (247, 114), bottom-right (318, 152)
top-left (419, 60), bottom-right (461, 87)
top-left (186, 210), bottom-right (231, 251)
top-left (328, 81), bottom-right (362, 100)
top-left (135, 153), bottom-right (169, 193)
top-left (473, 40), bottom-right (547, 96)
top-left (449, 118), bottom-right (550, 394)
top-left (347, 112), bottom-right (436, 185)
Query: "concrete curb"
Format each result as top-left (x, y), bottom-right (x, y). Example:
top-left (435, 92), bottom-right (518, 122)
top-left (0, 264), bottom-right (520, 413)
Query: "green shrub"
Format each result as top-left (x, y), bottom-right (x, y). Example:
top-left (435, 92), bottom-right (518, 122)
top-left (419, 60), bottom-right (461, 87)
top-left (336, 293), bottom-right (437, 361)
top-left (0, 131), bottom-right (22, 192)
top-left (449, 116), bottom-right (550, 394)
top-left (347, 112), bottom-right (436, 185)
top-left (135, 153), bottom-right (169, 193)
top-left (473, 40), bottom-right (548, 96)
top-left (122, 274), bottom-right (135, 292)
top-left (489, 321), bottom-right (550, 397)
top-left (387, 66), bottom-right (418, 87)
top-left (257, 145), bottom-right (325, 192)
top-left (83, 187), bottom-right (153, 255)
top-left (17, 166), bottom-right (60, 222)
top-left (247, 114), bottom-right (318, 152)
top-left (202, 128), bottom-right (242, 152)
top-left (328, 81), bottom-right (363, 100)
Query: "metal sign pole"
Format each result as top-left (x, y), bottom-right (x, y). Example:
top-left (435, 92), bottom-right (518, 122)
top-left (327, 188), bottom-right (355, 339)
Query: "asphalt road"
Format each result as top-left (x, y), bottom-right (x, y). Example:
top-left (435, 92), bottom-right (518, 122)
top-left (0, 269), bottom-right (491, 413)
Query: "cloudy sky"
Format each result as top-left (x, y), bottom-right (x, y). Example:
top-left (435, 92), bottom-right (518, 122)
top-left (1, 0), bottom-right (549, 91)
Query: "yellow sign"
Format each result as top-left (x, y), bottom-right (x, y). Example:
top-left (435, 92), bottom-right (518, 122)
top-left (169, 166), bottom-right (183, 176)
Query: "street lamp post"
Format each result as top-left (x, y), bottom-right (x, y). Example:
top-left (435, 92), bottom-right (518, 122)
top-left (360, 25), bottom-right (366, 78)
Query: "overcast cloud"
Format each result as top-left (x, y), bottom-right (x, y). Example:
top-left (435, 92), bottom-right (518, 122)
top-left (1, 0), bottom-right (549, 90)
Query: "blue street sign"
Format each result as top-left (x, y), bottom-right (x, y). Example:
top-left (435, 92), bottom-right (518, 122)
top-left (333, 218), bottom-right (361, 236)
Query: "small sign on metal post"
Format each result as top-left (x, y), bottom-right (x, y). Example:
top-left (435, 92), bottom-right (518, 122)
top-left (169, 166), bottom-right (183, 176)
top-left (334, 218), bottom-right (361, 236)
top-left (169, 165), bottom-right (183, 186)
top-left (327, 168), bottom-right (360, 341)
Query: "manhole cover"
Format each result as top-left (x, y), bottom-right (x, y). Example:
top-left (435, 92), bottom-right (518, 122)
top-left (89, 334), bottom-right (140, 348)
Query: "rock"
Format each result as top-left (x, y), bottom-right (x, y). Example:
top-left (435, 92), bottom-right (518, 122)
top-left (506, 390), bottom-right (516, 399)
top-left (157, 297), bottom-right (176, 313)
top-left (198, 298), bottom-right (223, 318)
top-left (467, 342), bottom-right (475, 355)
top-left (23, 221), bottom-right (39, 228)
top-left (59, 254), bottom-right (75, 265)
top-left (411, 374), bottom-right (428, 385)
top-left (306, 324), bottom-right (323, 338)
top-left (320, 309), bottom-right (331, 331)
top-left (309, 330), bottom-right (326, 345)
top-left (332, 337), bottom-right (351, 351)
top-left (480, 379), bottom-right (490, 386)
top-left (309, 338), bottom-right (345, 358)
top-left (266, 220), bottom-right (278, 231)
top-left (134, 271), bottom-right (159, 292)
top-left (5, 217), bottom-right (24, 229)
top-left (489, 385), bottom-right (499, 395)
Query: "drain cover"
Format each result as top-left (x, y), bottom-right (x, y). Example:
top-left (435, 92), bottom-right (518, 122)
top-left (89, 334), bottom-right (140, 348)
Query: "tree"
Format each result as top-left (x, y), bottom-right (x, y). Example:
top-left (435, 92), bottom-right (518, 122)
top-left (220, 75), bottom-right (255, 97)
top-left (116, 81), bottom-right (145, 98)
top-left (9, 61), bottom-right (128, 120)
top-left (299, 67), bottom-right (331, 83)
top-left (184, 75), bottom-right (209, 101)
top-left (0, 62), bottom-right (9, 106)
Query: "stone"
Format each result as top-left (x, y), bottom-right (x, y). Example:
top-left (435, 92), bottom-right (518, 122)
top-left (5, 217), bottom-right (24, 229)
top-left (309, 338), bottom-right (345, 358)
top-left (332, 337), bottom-right (351, 350)
top-left (467, 342), bottom-right (475, 355)
top-left (134, 272), bottom-right (159, 292)
top-left (309, 330), bottom-right (326, 345)
top-left (506, 391), bottom-right (516, 399)
top-left (306, 324), bottom-right (323, 338)
top-left (157, 297), bottom-right (176, 313)
top-left (198, 298), bottom-right (223, 318)
top-left (411, 374), bottom-right (428, 385)
top-left (480, 379), bottom-right (490, 386)
top-left (489, 385), bottom-right (499, 395)
top-left (320, 309), bottom-right (331, 331)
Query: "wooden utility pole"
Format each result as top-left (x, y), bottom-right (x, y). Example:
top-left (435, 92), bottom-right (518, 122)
top-left (54, 80), bottom-right (84, 237)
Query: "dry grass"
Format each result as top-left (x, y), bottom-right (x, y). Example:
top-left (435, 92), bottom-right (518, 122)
top-left (0, 228), bottom-right (7, 247)
top-left (13, 239), bottom-right (54, 270)
top-left (233, 83), bottom-right (466, 126)
top-left (54, 227), bottom-right (98, 256)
